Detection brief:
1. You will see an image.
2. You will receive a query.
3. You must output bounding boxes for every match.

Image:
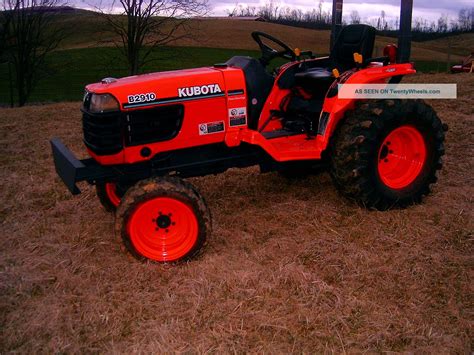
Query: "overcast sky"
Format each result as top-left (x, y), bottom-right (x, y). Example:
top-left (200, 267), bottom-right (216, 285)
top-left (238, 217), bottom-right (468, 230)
top-left (210, 0), bottom-right (472, 22)
top-left (79, 0), bottom-right (472, 24)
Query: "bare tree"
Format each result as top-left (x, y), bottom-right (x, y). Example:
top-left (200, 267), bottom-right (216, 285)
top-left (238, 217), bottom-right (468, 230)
top-left (349, 10), bottom-right (360, 24)
top-left (95, 0), bottom-right (208, 76)
top-left (437, 14), bottom-right (448, 33)
top-left (1, 0), bottom-right (66, 106)
top-left (0, 6), bottom-right (10, 58)
top-left (258, 0), bottom-right (283, 20)
top-left (227, 4), bottom-right (257, 17)
top-left (458, 7), bottom-right (474, 31)
top-left (238, 0), bottom-right (331, 29)
top-left (0, 6), bottom-right (14, 107)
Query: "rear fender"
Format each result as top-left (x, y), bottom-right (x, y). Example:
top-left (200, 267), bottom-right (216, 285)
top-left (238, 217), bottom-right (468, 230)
top-left (319, 63), bottom-right (416, 152)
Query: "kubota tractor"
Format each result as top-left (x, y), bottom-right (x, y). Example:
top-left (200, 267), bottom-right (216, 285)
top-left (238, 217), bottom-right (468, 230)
top-left (51, 18), bottom-right (446, 263)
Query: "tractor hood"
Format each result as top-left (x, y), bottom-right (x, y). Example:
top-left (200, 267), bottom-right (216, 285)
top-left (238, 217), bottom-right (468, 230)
top-left (86, 67), bottom-right (229, 110)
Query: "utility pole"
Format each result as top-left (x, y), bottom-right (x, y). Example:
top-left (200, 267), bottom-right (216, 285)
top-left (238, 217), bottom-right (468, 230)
top-left (397, 0), bottom-right (413, 63)
top-left (330, 0), bottom-right (343, 50)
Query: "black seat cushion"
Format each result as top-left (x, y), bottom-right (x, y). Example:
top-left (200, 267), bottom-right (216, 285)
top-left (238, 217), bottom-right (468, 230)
top-left (226, 56), bottom-right (274, 129)
top-left (330, 24), bottom-right (376, 72)
top-left (294, 68), bottom-right (334, 96)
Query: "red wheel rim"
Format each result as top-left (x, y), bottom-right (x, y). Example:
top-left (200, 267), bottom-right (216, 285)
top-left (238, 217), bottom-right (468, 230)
top-left (377, 125), bottom-right (427, 189)
top-left (105, 183), bottom-right (121, 207)
top-left (126, 197), bottom-right (198, 262)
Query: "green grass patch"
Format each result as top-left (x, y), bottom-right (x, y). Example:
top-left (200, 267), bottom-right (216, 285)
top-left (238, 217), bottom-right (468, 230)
top-left (415, 60), bottom-right (452, 73)
top-left (0, 46), bottom-right (259, 105)
top-left (0, 45), bottom-right (451, 105)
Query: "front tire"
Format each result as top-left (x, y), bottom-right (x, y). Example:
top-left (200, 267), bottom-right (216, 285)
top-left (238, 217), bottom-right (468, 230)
top-left (96, 182), bottom-right (124, 212)
top-left (330, 99), bottom-right (445, 210)
top-left (115, 177), bottom-right (211, 263)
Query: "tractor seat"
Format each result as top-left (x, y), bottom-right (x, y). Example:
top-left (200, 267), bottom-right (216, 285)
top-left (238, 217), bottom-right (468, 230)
top-left (277, 24), bottom-right (375, 91)
top-left (330, 24), bottom-right (376, 72)
top-left (295, 68), bottom-right (334, 95)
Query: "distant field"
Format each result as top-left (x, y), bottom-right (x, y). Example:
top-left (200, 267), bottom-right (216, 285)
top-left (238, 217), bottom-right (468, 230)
top-left (54, 11), bottom-right (468, 62)
top-left (0, 11), bottom-right (469, 105)
top-left (419, 33), bottom-right (474, 57)
top-left (0, 45), bottom-right (454, 105)
top-left (1, 11), bottom-right (469, 105)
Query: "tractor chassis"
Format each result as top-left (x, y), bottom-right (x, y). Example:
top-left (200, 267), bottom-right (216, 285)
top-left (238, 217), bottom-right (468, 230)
top-left (50, 138), bottom-right (322, 195)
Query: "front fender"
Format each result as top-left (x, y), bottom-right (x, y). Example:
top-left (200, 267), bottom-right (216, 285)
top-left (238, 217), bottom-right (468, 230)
top-left (319, 63), bottom-right (416, 152)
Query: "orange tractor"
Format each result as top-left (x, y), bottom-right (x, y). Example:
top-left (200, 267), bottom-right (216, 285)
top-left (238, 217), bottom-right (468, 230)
top-left (51, 1), bottom-right (446, 263)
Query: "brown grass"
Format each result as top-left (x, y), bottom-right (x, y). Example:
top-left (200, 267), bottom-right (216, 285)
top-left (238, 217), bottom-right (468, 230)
top-left (173, 19), bottom-right (466, 62)
top-left (59, 15), bottom-right (466, 62)
top-left (0, 73), bottom-right (473, 353)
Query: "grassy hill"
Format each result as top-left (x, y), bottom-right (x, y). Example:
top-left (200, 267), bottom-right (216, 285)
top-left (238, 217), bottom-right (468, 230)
top-left (421, 33), bottom-right (474, 58)
top-left (53, 11), bottom-right (467, 62)
top-left (0, 10), bottom-right (470, 105)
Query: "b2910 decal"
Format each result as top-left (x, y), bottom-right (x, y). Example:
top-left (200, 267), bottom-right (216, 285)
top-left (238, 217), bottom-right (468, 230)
top-left (127, 92), bottom-right (156, 104)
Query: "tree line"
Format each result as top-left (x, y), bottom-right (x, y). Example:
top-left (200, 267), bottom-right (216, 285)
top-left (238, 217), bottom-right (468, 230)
top-left (228, 0), bottom-right (332, 30)
top-left (229, 1), bottom-right (474, 39)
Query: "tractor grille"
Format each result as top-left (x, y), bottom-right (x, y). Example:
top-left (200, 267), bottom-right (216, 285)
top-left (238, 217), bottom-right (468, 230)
top-left (125, 104), bottom-right (184, 146)
top-left (82, 100), bottom-right (184, 155)
top-left (82, 112), bottom-right (123, 155)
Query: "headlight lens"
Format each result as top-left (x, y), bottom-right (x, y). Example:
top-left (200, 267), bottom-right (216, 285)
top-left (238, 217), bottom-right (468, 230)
top-left (89, 93), bottom-right (120, 113)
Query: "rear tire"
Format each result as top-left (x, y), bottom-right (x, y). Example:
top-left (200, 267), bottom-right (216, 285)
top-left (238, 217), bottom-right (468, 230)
top-left (115, 177), bottom-right (211, 263)
top-left (330, 99), bottom-right (445, 210)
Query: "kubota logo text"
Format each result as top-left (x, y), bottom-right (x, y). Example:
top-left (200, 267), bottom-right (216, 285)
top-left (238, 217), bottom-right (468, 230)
top-left (178, 84), bottom-right (222, 98)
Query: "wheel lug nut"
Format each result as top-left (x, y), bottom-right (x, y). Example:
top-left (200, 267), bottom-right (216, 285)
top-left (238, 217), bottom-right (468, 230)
top-left (165, 229), bottom-right (169, 233)
top-left (384, 159), bottom-right (388, 162)
top-left (172, 222), bottom-right (176, 226)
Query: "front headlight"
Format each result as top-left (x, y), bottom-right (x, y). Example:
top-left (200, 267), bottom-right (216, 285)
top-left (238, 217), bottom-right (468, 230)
top-left (89, 93), bottom-right (120, 113)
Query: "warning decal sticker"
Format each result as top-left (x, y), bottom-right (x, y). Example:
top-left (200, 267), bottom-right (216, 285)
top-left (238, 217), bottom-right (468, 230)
top-left (229, 107), bottom-right (247, 127)
top-left (199, 121), bottom-right (225, 135)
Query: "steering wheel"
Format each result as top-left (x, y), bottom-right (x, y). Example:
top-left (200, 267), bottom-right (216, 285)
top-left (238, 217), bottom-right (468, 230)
top-left (251, 31), bottom-right (296, 66)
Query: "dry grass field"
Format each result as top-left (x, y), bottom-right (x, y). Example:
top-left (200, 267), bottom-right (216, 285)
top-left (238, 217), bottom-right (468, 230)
top-left (58, 13), bottom-right (467, 62)
top-left (170, 19), bottom-right (467, 62)
top-left (0, 73), bottom-right (473, 352)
